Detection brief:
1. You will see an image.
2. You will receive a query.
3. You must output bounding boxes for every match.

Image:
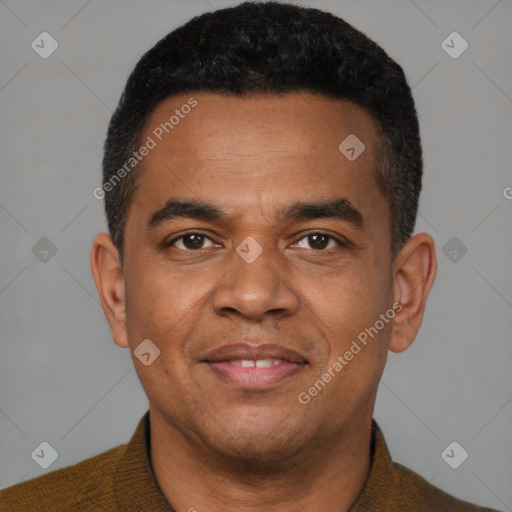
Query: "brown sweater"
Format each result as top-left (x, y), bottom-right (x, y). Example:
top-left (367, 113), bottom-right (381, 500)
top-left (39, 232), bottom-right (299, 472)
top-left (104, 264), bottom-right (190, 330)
top-left (0, 413), bottom-right (499, 511)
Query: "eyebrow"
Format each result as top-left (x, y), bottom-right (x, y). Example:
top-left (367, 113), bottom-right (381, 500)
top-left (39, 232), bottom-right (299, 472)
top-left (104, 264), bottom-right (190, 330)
top-left (147, 198), bottom-right (364, 229)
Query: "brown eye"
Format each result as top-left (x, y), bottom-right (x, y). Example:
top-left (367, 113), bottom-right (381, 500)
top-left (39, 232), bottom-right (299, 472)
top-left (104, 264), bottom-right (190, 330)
top-left (169, 233), bottom-right (216, 251)
top-left (308, 234), bottom-right (329, 249)
top-left (294, 233), bottom-right (342, 251)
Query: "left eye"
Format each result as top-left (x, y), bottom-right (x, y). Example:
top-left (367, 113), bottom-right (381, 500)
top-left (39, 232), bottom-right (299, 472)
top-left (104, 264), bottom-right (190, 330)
top-left (293, 233), bottom-right (342, 251)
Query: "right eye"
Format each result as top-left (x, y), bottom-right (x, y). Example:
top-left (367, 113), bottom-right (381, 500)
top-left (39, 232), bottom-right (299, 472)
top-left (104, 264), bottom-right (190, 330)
top-left (167, 233), bottom-right (219, 251)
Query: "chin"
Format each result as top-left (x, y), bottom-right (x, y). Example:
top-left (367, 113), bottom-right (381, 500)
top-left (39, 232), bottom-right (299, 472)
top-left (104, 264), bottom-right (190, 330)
top-left (197, 415), bottom-right (315, 471)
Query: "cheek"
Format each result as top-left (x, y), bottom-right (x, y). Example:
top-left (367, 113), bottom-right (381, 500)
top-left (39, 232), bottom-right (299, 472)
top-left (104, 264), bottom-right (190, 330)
top-left (124, 262), bottom-right (200, 334)
top-left (123, 269), bottom-right (202, 406)
top-left (312, 259), bottom-right (393, 361)
top-left (123, 265), bottom-right (222, 389)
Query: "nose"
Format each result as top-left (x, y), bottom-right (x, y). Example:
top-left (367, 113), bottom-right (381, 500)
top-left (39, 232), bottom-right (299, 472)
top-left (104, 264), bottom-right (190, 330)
top-left (211, 239), bottom-right (300, 322)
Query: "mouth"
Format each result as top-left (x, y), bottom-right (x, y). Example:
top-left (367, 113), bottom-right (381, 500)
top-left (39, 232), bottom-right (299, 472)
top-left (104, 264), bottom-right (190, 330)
top-left (202, 343), bottom-right (308, 389)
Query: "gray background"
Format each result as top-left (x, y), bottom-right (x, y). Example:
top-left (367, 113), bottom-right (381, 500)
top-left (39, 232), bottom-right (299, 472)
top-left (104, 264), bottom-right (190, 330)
top-left (0, 0), bottom-right (511, 510)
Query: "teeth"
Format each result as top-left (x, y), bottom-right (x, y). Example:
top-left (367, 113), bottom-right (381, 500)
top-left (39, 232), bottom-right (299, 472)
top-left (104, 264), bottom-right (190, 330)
top-left (230, 359), bottom-right (282, 368)
top-left (255, 359), bottom-right (281, 368)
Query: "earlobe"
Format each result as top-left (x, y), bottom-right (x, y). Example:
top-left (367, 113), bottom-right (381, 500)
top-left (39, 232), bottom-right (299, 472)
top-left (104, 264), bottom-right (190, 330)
top-left (389, 233), bottom-right (437, 353)
top-left (90, 233), bottom-right (129, 348)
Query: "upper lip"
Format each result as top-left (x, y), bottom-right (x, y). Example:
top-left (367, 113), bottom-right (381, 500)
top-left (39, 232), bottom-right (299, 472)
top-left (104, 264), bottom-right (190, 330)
top-left (202, 343), bottom-right (307, 364)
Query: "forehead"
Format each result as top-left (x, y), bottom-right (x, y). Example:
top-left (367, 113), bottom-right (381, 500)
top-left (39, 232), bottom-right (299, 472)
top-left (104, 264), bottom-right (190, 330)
top-left (127, 92), bottom-right (387, 229)
top-left (143, 92), bottom-right (379, 158)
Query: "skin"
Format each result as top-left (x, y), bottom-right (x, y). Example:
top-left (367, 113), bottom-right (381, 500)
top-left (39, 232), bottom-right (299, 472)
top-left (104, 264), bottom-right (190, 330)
top-left (91, 92), bottom-right (436, 512)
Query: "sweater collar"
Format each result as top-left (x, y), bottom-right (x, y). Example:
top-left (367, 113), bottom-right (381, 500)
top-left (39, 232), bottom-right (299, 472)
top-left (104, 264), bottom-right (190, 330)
top-left (113, 412), bottom-right (174, 511)
top-left (348, 420), bottom-right (398, 511)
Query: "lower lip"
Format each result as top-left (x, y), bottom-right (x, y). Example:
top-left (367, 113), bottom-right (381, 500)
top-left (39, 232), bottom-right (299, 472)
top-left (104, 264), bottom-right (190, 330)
top-left (205, 361), bottom-right (305, 389)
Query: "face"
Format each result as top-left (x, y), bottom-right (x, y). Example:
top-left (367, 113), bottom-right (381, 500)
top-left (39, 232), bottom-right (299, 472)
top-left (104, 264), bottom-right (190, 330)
top-left (92, 92), bottom-right (435, 465)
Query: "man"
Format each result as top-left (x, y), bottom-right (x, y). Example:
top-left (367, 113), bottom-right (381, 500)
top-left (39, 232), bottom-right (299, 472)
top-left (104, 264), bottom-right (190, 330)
top-left (0, 2), bottom-right (500, 511)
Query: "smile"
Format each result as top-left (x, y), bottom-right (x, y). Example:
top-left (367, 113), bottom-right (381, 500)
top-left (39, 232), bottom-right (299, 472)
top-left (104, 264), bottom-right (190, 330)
top-left (202, 344), bottom-right (307, 389)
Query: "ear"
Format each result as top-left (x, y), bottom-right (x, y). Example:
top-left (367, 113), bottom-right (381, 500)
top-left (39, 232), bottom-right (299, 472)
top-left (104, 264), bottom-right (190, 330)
top-left (90, 232), bottom-right (129, 348)
top-left (389, 232), bottom-right (437, 353)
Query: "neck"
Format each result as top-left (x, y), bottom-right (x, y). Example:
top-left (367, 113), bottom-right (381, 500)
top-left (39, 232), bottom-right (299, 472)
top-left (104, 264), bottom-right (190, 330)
top-left (149, 408), bottom-right (373, 512)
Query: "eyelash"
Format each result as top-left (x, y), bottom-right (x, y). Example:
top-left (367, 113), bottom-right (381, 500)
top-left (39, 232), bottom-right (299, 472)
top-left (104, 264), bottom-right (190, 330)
top-left (166, 231), bottom-right (348, 252)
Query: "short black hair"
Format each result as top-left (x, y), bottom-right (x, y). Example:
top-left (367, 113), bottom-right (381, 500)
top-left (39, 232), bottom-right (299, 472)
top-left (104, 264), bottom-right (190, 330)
top-left (102, 1), bottom-right (422, 262)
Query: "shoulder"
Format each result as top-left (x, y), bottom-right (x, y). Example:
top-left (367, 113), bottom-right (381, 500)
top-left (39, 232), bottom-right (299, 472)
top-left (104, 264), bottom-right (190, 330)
top-left (392, 461), bottom-right (499, 511)
top-left (0, 444), bottom-right (126, 512)
top-left (362, 420), bottom-right (500, 512)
